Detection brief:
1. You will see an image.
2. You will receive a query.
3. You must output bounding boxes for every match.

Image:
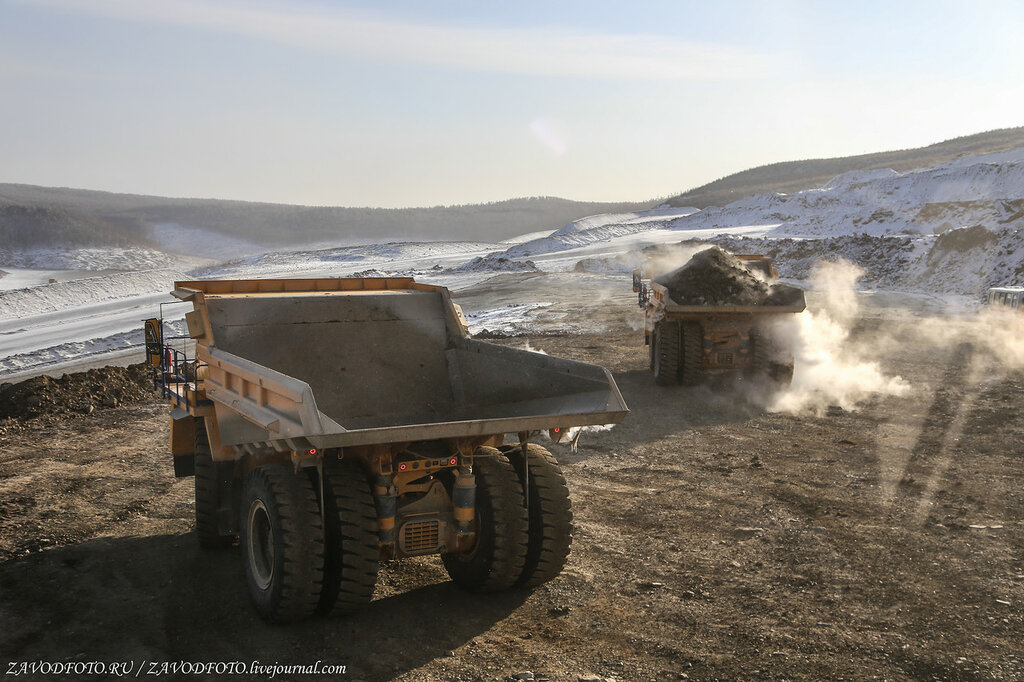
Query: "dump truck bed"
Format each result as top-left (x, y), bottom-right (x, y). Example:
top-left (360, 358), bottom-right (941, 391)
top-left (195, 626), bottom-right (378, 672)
top-left (175, 278), bottom-right (627, 451)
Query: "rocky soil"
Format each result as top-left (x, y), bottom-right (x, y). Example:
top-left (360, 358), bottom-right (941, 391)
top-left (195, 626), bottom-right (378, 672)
top-left (0, 364), bottom-right (152, 423)
top-left (0, 301), bottom-right (1022, 681)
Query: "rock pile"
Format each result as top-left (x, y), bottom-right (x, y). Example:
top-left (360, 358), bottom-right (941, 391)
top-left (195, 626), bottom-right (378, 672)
top-left (653, 247), bottom-right (804, 307)
top-left (0, 364), bottom-right (154, 421)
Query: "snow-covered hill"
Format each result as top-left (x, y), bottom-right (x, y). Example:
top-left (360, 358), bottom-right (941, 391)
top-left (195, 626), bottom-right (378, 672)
top-left (496, 146), bottom-right (1024, 297)
top-left (501, 148), bottom-right (1024, 260)
top-left (707, 226), bottom-right (1024, 297)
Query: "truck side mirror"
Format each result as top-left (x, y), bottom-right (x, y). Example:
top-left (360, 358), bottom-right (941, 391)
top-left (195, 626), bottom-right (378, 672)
top-left (144, 318), bottom-right (163, 368)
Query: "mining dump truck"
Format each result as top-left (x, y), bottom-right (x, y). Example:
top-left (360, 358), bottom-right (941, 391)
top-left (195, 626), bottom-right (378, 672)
top-left (633, 248), bottom-right (805, 386)
top-left (146, 277), bottom-right (627, 623)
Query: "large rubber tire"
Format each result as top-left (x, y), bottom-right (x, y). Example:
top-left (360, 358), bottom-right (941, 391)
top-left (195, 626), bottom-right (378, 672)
top-left (194, 419), bottom-right (230, 548)
top-left (505, 444), bottom-right (573, 587)
top-left (442, 448), bottom-right (528, 592)
top-left (241, 465), bottom-right (324, 623)
top-left (653, 321), bottom-right (680, 385)
top-left (679, 321), bottom-right (703, 386)
top-left (318, 461), bottom-right (379, 616)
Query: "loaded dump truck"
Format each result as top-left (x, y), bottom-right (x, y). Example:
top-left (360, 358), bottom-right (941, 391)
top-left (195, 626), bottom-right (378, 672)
top-left (633, 247), bottom-right (806, 386)
top-left (146, 277), bottom-right (627, 622)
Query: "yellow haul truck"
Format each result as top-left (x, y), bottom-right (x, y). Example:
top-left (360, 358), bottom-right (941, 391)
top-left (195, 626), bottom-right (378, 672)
top-left (147, 277), bottom-right (627, 623)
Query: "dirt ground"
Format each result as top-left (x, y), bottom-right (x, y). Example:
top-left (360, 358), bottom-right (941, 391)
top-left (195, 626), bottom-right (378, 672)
top-left (1, 288), bottom-right (1023, 681)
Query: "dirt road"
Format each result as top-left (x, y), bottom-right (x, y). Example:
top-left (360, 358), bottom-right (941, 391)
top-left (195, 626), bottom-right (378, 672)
top-left (1, 302), bottom-right (1022, 680)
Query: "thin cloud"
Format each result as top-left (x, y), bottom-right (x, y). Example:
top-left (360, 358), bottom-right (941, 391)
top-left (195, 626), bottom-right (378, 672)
top-left (25, 0), bottom-right (783, 81)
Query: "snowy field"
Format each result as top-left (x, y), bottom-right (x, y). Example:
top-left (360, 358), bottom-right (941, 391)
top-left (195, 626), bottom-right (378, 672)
top-left (2, 148), bottom-right (1023, 380)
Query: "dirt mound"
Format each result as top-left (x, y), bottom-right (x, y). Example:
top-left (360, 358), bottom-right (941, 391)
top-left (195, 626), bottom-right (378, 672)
top-left (0, 364), bottom-right (154, 422)
top-left (654, 246), bottom-right (804, 306)
top-left (928, 224), bottom-right (999, 261)
top-left (448, 256), bottom-right (539, 274)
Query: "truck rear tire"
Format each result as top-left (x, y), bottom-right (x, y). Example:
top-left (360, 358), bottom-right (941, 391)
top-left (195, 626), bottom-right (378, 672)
top-left (241, 465), bottom-right (325, 623)
top-left (442, 448), bottom-right (528, 592)
top-left (194, 419), bottom-right (231, 548)
top-left (653, 321), bottom-right (680, 385)
top-left (506, 444), bottom-right (573, 587)
top-left (679, 321), bottom-right (703, 386)
top-left (318, 461), bottom-right (379, 616)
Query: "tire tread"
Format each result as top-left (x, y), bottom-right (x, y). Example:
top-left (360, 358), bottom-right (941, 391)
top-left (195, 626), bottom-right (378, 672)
top-left (319, 461), bottom-right (379, 615)
top-left (507, 444), bottom-right (573, 587)
top-left (242, 465), bottom-right (324, 623)
top-left (442, 448), bottom-right (528, 592)
top-left (194, 419), bottom-right (229, 548)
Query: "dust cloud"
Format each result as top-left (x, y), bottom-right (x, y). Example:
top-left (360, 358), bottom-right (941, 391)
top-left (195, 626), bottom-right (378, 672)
top-left (757, 258), bottom-right (1024, 415)
top-left (520, 341), bottom-right (548, 355)
top-left (766, 260), bottom-right (910, 415)
top-left (909, 307), bottom-right (1024, 371)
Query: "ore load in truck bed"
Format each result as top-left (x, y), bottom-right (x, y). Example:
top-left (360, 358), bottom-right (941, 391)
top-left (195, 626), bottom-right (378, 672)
top-left (653, 246), bottom-right (805, 307)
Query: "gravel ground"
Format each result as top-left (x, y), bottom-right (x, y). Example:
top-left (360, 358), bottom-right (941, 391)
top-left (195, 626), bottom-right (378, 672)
top-left (1, 289), bottom-right (1022, 681)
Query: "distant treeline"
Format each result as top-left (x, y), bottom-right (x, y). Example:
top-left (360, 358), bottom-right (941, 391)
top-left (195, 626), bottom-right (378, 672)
top-left (121, 197), bottom-right (654, 245)
top-left (0, 205), bottom-right (154, 250)
top-left (0, 187), bottom-right (651, 250)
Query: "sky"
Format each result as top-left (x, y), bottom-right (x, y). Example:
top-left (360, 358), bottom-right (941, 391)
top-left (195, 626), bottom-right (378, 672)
top-left (1, 0), bottom-right (1023, 208)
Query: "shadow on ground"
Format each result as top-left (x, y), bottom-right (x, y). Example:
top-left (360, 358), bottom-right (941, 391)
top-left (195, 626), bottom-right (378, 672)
top-left (0, 533), bottom-right (527, 680)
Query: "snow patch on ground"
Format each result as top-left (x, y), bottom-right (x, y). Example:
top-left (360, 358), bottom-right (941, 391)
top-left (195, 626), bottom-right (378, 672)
top-left (0, 247), bottom-right (193, 271)
top-left (0, 320), bottom-right (185, 376)
top-left (0, 268), bottom-right (123, 291)
top-left (0, 269), bottom-right (187, 320)
top-left (464, 303), bottom-right (553, 336)
top-left (0, 330), bottom-right (142, 375)
top-left (149, 222), bottom-right (263, 259)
